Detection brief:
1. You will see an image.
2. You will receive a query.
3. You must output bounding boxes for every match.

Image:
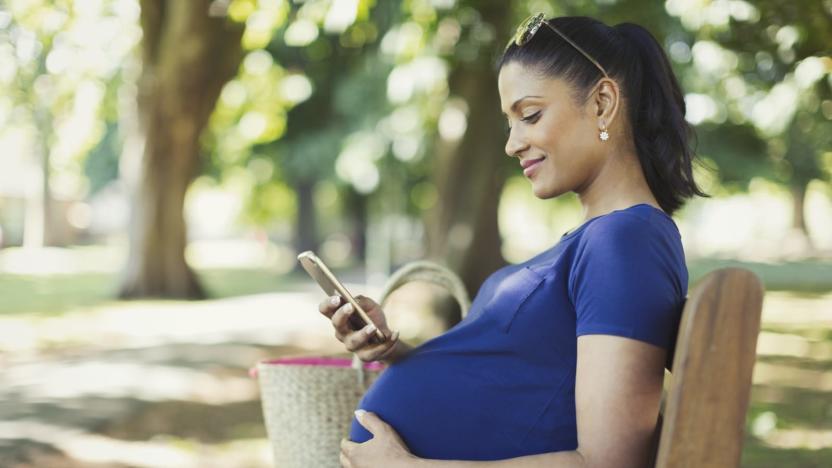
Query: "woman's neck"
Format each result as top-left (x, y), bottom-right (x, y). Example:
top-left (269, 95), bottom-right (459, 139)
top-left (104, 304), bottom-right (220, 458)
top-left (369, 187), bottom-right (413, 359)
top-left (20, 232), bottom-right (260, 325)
top-left (576, 149), bottom-right (660, 221)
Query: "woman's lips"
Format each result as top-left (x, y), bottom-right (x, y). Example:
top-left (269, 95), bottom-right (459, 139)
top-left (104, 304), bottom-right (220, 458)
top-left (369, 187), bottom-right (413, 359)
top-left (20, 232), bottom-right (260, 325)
top-left (522, 157), bottom-right (545, 177)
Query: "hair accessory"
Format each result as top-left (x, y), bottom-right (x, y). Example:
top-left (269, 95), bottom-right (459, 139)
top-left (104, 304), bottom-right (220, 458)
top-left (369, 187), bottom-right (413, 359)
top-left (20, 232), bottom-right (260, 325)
top-left (507, 13), bottom-right (609, 79)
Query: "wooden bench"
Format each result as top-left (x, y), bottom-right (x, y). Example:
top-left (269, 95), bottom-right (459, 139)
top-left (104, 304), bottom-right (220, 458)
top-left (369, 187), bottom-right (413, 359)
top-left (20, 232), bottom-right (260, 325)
top-left (650, 267), bottom-right (765, 468)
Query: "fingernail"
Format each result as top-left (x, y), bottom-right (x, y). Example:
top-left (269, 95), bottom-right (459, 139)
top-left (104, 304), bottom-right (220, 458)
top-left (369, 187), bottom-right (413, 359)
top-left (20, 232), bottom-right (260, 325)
top-left (330, 296), bottom-right (340, 306)
top-left (355, 409), bottom-right (366, 419)
top-left (344, 303), bottom-right (353, 313)
top-left (392, 330), bottom-right (400, 340)
top-left (364, 324), bottom-right (377, 335)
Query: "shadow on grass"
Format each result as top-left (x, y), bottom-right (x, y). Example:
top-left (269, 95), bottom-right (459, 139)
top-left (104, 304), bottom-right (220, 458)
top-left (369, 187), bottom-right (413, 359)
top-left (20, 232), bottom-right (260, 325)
top-left (94, 399), bottom-right (266, 443)
top-left (762, 325), bottom-right (832, 343)
top-left (757, 354), bottom-right (832, 373)
top-left (742, 383), bottom-right (832, 468)
top-left (0, 341), bottom-right (322, 466)
top-left (742, 440), bottom-right (832, 468)
top-left (748, 385), bottom-right (832, 431)
top-left (0, 438), bottom-right (122, 468)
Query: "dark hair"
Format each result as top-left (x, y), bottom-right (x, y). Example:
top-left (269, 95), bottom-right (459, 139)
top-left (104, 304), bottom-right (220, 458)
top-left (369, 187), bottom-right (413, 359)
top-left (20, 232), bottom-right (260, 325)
top-left (499, 16), bottom-right (708, 215)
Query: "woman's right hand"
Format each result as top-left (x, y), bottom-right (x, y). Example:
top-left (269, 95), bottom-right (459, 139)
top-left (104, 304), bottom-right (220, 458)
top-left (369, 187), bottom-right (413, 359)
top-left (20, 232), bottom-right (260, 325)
top-left (318, 294), bottom-right (401, 363)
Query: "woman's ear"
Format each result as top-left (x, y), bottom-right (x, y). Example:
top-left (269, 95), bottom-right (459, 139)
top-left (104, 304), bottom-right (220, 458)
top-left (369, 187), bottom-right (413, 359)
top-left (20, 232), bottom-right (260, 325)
top-left (591, 78), bottom-right (620, 130)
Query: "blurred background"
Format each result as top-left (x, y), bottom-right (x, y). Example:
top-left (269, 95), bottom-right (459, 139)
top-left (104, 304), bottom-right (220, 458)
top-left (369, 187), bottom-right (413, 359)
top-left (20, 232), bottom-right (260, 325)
top-left (0, 0), bottom-right (830, 466)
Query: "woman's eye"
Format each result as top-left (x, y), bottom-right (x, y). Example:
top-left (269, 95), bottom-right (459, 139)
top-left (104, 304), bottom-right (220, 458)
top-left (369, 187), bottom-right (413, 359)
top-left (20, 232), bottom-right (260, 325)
top-left (505, 111), bottom-right (540, 134)
top-left (521, 111), bottom-right (541, 123)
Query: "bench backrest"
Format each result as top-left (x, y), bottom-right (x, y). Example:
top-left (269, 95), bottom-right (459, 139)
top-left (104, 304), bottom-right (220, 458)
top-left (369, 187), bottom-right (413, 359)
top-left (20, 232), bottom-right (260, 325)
top-left (653, 267), bottom-right (765, 468)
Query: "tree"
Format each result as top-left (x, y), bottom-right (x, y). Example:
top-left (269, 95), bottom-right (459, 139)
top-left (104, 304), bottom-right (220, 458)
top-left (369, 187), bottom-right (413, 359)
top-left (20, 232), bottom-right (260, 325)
top-left (0, 1), bottom-right (137, 248)
top-left (667, 0), bottom-right (832, 250)
top-left (422, 0), bottom-right (513, 296)
top-left (119, 0), bottom-right (244, 298)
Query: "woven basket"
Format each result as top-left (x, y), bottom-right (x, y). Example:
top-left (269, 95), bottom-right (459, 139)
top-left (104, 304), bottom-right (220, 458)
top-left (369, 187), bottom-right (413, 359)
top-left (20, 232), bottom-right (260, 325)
top-left (254, 260), bottom-right (471, 468)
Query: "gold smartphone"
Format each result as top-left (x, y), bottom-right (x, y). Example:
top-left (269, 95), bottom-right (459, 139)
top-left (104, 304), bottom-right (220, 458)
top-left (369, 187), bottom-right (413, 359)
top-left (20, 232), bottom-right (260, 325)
top-left (297, 250), bottom-right (387, 343)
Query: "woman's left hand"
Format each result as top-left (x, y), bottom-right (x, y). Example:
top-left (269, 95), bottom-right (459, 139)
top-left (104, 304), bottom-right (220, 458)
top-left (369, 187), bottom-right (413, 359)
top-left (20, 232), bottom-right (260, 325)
top-left (340, 410), bottom-right (422, 468)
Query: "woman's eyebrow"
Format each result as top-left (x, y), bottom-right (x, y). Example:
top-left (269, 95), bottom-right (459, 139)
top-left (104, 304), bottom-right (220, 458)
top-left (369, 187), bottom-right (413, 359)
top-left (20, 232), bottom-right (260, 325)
top-left (503, 95), bottom-right (543, 115)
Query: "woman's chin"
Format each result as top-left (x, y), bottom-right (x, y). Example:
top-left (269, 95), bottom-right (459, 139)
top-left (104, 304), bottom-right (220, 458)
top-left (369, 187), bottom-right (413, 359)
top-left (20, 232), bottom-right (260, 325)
top-left (530, 182), bottom-right (554, 199)
top-left (530, 182), bottom-right (565, 200)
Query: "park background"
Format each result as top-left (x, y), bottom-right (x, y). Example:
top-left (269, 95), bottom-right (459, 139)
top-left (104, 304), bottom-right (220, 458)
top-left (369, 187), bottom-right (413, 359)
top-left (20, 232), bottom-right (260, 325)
top-left (0, 0), bottom-right (830, 466)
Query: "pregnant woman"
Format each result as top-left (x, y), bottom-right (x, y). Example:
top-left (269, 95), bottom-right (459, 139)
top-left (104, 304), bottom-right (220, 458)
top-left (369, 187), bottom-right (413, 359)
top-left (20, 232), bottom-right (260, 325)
top-left (320, 14), bottom-right (707, 468)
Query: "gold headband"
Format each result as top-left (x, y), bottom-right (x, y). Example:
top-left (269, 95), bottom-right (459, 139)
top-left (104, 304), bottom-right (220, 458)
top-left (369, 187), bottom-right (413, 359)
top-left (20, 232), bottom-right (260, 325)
top-left (507, 13), bottom-right (609, 79)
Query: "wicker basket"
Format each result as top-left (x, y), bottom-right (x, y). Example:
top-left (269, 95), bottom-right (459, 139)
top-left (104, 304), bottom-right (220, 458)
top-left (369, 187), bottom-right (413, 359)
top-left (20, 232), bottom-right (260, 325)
top-left (254, 260), bottom-right (471, 468)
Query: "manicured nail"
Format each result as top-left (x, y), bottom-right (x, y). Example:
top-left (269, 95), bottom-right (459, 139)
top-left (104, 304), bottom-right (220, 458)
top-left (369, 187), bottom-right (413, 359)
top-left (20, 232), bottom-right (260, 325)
top-left (330, 296), bottom-right (340, 306)
top-left (344, 303), bottom-right (353, 313)
top-left (355, 409), bottom-right (366, 419)
top-left (364, 324), bottom-right (377, 335)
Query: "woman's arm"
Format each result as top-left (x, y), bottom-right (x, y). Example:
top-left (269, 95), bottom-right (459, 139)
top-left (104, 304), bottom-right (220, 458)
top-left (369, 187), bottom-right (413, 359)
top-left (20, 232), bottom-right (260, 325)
top-left (377, 338), bottom-right (415, 365)
top-left (342, 410), bottom-right (587, 468)
top-left (413, 450), bottom-right (586, 467)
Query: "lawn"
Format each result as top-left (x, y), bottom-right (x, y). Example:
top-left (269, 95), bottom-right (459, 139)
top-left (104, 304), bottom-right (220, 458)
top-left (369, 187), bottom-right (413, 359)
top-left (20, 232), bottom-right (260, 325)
top-left (2, 256), bottom-right (831, 317)
top-left (1, 249), bottom-right (830, 467)
top-left (0, 268), bottom-right (313, 316)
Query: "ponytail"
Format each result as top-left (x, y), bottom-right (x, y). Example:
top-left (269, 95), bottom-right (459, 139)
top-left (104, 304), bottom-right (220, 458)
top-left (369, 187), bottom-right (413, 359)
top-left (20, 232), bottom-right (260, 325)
top-left (614, 23), bottom-right (708, 214)
top-left (500, 17), bottom-right (708, 215)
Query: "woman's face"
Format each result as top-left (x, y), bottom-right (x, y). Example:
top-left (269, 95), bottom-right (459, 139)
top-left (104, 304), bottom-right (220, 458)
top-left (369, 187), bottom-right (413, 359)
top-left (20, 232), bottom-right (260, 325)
top-left (498, 61), bottom-right (605, 199)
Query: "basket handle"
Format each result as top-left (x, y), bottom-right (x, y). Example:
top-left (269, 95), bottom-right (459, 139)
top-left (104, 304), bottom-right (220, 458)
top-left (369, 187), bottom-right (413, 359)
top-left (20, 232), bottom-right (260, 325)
top-left (351, 261), bottom-right (471, 380)
top-left (378, 260), bottom-right (471, 319)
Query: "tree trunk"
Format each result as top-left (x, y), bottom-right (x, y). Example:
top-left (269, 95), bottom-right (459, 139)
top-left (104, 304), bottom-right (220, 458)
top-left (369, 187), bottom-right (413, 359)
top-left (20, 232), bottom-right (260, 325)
top-left (293, 178), bottom-right (318, 257)
top-left (24, 55), bottom-right (54, 248)
top-left (789, 181), bottom-right (815, 251)
top-left (23, 136), bottom-right (50, 248)
top-left (425, 0), bottom-right (511, 300)
top-left (119, 0), bottom-right (244, 299)
top-left (342, 186), bottom-right (368, 261)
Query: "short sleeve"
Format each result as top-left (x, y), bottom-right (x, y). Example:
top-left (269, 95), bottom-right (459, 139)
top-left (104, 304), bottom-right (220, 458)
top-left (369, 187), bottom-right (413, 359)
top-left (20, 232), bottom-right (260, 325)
top-left (568, 212), bottom-right (686, 351)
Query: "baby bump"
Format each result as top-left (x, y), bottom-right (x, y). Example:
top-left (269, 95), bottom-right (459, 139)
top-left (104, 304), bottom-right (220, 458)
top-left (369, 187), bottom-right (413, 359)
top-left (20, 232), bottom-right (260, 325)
top-left (348, 350), bottom-right (568, 460)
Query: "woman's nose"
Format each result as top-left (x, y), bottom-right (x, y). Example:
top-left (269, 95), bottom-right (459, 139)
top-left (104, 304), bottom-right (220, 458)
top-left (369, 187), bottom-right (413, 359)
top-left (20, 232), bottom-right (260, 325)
top-left (504, 128), bottom-right (528, 158)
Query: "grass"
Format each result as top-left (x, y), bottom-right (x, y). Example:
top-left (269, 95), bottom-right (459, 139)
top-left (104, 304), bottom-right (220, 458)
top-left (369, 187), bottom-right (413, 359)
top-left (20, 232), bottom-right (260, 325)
top-left (0, 268), bottom-right (313, 316)
top-left (1, 256), bottom-right (831, 316)
top-left (688, 257), bottom-right (832, 294)
top-left (0, 272), bottom-right (117, 316)
top-left (741, 445), bottom-right (832, 468)
top-left (1, 251), bottom-right (831, 466)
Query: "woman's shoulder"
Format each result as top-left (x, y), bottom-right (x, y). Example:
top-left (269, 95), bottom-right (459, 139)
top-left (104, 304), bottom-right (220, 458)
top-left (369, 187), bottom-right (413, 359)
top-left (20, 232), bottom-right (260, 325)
top-left (579, 203), bottom-right (680, 245)
top-left (566, 204), bottom-right (686, 273)
top-left (566, 204), bottom-right (689, 299)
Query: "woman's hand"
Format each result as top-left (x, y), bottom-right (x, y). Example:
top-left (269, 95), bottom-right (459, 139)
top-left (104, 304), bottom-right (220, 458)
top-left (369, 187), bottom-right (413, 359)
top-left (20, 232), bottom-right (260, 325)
top-left (318, 294), bottom-right (401, 363)
top-left (340, 410), bottom-right (421, 468)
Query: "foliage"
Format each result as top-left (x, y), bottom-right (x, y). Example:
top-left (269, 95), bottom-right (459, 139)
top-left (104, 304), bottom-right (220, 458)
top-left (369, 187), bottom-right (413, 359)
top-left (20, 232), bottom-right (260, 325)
top-left (0, 0), bottom-right (141, 200)
top-left (666, 0), bottom-right (832, 191)
top-left (2, 0), bottom-right (829, 255)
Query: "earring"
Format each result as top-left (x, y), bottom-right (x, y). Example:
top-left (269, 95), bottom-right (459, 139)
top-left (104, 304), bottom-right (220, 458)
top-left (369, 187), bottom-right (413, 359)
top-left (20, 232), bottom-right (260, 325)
top-left (599, 124), bottom-right (609, 142)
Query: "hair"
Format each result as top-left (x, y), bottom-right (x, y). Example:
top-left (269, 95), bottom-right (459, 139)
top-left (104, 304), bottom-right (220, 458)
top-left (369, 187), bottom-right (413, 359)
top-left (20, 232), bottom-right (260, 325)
top-left (498, 16), bottom-right (709, 215)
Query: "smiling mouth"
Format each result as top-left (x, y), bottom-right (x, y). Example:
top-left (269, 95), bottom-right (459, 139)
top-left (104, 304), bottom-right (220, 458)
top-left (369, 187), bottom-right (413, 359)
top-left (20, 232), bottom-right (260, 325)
top-left (521, 157), bottom-right (545, 169)
top-left (522, 157), bottom-right (545, 177)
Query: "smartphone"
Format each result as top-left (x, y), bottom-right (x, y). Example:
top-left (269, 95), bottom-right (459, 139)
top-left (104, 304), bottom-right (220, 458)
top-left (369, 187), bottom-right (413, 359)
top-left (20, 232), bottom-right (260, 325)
top-left (297, 250), bottom-right (387, 343)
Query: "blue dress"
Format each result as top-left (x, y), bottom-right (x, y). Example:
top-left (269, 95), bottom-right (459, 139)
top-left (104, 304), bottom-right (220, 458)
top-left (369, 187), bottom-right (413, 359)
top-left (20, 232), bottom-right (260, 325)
top-left (349, 203), bottom-right (688, 461)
